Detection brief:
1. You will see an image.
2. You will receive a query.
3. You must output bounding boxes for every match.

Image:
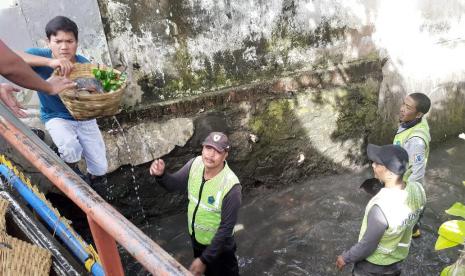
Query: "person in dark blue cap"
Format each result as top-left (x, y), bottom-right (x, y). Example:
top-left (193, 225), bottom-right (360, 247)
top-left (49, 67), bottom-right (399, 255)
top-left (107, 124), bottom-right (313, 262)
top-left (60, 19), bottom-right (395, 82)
top-left (336, 144), bottom-right (426, 275)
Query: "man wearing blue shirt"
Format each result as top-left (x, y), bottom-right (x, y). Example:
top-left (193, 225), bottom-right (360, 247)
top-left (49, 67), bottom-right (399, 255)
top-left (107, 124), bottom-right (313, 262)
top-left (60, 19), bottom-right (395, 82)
top-left (0, 39), bottom-right (75, 117)
top-left (17, 16), bottom-right (108, 196)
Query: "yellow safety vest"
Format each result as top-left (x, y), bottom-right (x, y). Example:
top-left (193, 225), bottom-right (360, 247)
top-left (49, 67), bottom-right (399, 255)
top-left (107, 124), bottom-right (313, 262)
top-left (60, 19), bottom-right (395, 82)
top-left (393, 118), bottom-right (431, 181)
top-left (359, 182), bottom-right (426, 265)
top-left (187, 156), bottom-right (239, 245)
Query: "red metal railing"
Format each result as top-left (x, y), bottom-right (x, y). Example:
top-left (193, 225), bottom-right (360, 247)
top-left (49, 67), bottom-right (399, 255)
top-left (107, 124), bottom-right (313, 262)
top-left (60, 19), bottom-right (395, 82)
top-left (0, 104), bottom-right (191, 276)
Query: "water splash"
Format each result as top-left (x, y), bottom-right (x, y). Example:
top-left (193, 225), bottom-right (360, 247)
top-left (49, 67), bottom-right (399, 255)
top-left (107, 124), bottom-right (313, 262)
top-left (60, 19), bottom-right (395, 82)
top-left (111, 116), bottom-right (148, 227)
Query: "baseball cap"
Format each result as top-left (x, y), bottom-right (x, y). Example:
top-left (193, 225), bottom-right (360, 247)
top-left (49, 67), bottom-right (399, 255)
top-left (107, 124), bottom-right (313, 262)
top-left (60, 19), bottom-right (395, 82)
top-left (367, 144), bottom-right (409, 175)
top-left (202, 132), bottom-right (230, 152)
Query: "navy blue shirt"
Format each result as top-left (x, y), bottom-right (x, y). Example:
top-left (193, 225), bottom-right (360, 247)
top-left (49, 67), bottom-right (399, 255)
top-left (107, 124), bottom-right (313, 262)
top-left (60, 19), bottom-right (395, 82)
top-left (25, 48), bottom-right (89, 122)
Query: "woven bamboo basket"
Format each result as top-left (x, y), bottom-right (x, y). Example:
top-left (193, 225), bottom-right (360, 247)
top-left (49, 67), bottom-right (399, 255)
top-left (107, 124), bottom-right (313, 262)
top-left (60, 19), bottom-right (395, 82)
top-left (0, 234), bottom-right (52, 276)
top-left (0, 198), bottom-right (8, 232)
top-left (57, 63), bottom-right (127, 120)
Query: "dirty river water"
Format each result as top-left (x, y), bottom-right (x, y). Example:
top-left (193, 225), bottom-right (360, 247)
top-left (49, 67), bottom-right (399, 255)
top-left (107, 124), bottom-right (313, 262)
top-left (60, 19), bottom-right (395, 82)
top-left (126, 137), bottom-right (464, 275)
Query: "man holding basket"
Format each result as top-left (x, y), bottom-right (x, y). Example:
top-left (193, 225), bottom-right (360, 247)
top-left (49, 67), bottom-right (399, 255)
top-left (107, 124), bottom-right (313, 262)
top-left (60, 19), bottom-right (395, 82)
top-left (17, 16), bottom-right (109, 198)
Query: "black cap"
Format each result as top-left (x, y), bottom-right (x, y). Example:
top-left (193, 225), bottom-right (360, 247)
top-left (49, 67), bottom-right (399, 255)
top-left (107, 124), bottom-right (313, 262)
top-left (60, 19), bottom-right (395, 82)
top-left (367, 144), bottom-right (409, 175)
top-left (202, 132), bottom-right (230, 152)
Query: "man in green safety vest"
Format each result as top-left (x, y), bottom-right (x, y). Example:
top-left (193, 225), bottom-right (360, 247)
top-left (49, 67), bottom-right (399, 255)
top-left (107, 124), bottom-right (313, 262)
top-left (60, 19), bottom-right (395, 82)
top-left (336, 144), bottom-right (426, 275)
top-left (150, 132), bottom-right (241, 276)
top-left (394, 92), bottom-right (431, 238)
top-left (361, 93), bottom-right (431, 236)
top-left (394, 92), bottom-right (431, 184)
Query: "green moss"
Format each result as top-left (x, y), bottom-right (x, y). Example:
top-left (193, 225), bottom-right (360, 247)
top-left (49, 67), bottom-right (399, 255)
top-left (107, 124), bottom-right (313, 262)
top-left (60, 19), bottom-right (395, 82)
top-left (250, 100), bottom-right (297, 144)
top-left (160, 17), bottom-right (349, 98)
top-left (137, 13), bottom-right (358, 102)
top-left (331, 78), bottom-right (379, 141)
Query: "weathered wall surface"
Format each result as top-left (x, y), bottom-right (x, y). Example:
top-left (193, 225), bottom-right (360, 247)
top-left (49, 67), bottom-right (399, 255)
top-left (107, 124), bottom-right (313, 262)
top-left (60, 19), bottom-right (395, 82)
top-left (373, 0), bottom-right (465, 143)
top-left (97, 0), bottom-right (465, 141)
top-left (104, 59), bottom-right (382, 217)
top-left (1, 0), bottom-right (465, 214)
top-left (97, 0), bottom-right (376, 107)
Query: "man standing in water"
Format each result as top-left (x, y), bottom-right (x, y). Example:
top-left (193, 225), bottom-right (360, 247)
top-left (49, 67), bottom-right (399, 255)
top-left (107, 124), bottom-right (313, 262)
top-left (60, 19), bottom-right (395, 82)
top-left (150, 132), bottom-right (241, 276)
top-left (394, 92), bottom-right (431, 238)
top-left (336, 144), bottom-right (426, 275)
top-left (394, 92), bottom-right (431, 185)
top-left (16, 16), bottom-right (109, 197)
top-left (361, 93), bottom-right (431, 236)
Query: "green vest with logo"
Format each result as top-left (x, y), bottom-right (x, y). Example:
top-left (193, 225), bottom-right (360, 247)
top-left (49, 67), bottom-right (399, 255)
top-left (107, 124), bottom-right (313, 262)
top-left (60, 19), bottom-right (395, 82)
top-left (393, 118), bottom-right (431, 181)
top-left (359, 181), bottom-right (426, 265)
top-left (187, 156), bottom-right (240, 245)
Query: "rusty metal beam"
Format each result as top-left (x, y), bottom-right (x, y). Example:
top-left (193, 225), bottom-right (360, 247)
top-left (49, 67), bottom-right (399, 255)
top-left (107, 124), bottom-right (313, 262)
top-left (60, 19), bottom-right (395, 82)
top-left (0, 104), bottom-right (191, 276)
top-left (88, 216), bottom-right (124, 276)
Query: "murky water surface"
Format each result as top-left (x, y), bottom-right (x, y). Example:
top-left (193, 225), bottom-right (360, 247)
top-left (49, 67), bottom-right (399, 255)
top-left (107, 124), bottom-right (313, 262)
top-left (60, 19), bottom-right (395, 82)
top-left (138, 138), bottom-right (464, 275)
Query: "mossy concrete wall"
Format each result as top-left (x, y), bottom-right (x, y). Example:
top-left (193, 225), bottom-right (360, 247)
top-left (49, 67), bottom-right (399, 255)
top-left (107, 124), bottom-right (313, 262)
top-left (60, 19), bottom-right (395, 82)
top-left (97, 0), bottom-right (376, 107)
top-left (102, 59), bottom-right (383, 217)
top-left (2, 0), bottom-right (465, 215)
top-left (96, 0), bottom-right (465, 144)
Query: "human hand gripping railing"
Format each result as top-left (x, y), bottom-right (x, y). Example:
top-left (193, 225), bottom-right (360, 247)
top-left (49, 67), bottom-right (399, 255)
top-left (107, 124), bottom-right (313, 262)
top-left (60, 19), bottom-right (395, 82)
top-left (0, 102), bottom-right (192, 276)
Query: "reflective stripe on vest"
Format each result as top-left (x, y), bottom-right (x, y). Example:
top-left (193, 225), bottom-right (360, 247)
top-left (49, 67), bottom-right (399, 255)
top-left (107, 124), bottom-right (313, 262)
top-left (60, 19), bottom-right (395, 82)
top-left (393, 118), bottom-right (431, 181)
top-left (187, 156), bottom-right (240, 245)
top-left (359, 181), bottom-right (426, 265)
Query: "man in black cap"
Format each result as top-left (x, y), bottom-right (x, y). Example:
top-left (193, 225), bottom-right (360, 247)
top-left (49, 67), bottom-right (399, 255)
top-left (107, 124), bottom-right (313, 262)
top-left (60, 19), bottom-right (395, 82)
top-left (150, 132), bottom-right (241, 276)
top-left (336, 144), bottom-right (426, 275)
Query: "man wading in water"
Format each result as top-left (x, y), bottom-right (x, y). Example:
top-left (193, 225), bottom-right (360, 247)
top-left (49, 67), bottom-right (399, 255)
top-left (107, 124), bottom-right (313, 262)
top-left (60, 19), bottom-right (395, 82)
top-left (361, 93), bottom-right (431, 238)
top-left (150, 132), bottom-right (241, 276)
top-left (394, 93), bottom-right (431, 238)
top-left (337, 144), bottom-right (426, 275)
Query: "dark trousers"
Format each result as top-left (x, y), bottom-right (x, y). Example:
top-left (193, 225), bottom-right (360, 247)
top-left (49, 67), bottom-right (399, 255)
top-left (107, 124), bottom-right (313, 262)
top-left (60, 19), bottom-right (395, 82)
top-left (352, 260), bottom-right (401, 276)
top-left (192, 238), bottom-right (239, 276)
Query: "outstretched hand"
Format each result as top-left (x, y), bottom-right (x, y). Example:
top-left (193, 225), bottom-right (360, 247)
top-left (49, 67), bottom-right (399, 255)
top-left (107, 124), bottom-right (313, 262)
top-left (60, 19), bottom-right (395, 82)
top-left (46, 75), bottom-right (76, 95)
top-left (149, 159), bottom-right (165, 176)
top-left (336, 255), bottom-right (346, 271)
top-left (0, 83), bottom-right (27, 117)
top-left (189, 258), bottom-right (206, 276)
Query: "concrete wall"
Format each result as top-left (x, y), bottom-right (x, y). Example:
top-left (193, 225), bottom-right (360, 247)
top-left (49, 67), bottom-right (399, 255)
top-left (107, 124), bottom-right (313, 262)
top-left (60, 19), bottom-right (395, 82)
top-left (1, 0), bottom-right (464, 191)
top-left (98, 0), bottom-right (377, 107)
top-left (99, 0), bottom-right (465, 142)
top-left (2, 0), bottom-right (464, 138)
top-left (374, 0), bottom-right (465, 142)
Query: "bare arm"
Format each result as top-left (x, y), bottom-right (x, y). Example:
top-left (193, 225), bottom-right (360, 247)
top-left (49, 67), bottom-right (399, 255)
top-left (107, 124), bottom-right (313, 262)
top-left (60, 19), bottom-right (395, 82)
top-left (0, 40), bottom-right (53, 92)
top-left (0, 40), bottom-right (75, 95)
top-left (17, 49), bottom-right (74, 77)
top-left (15, 51), bottom-right (53, 67)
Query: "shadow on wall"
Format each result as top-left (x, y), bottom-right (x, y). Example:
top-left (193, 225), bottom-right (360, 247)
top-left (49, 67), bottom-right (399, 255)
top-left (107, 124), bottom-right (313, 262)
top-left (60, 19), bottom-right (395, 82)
top-left (102, 58), bottom-right (385, 275)
top-left (330, 79), bottom-right (380, 164)
top-left (104, 58), bottom-right (385, 222)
